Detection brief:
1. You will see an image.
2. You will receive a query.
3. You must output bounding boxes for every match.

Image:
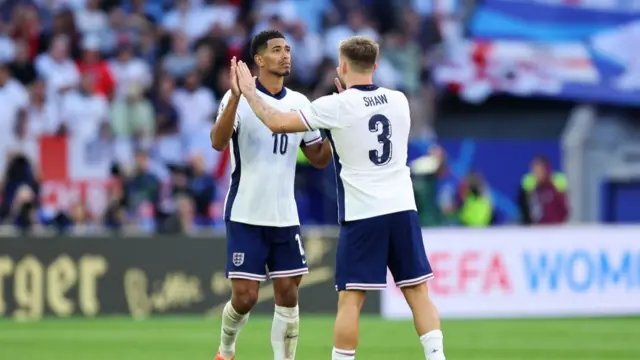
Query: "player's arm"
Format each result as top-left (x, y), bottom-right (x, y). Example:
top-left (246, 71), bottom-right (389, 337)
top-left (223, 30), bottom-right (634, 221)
top-left (300, 132), bottom-right (332, 168)
top-left (243, 93), bottom-right (307, 133)
top-left (211, 57), bottom-right (241, 151)
top-left (210, 93), bottom-right (240, 150)
top-left (236, 61), bottom-right (341, 135)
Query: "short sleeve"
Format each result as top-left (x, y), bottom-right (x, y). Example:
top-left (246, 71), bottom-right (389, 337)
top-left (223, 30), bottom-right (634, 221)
top-left (301, 130), bottom-right (322, 147)
top-left (298, 94), bottom-right (342, 131)
top-left (216, 90), bottom-right (240, 131)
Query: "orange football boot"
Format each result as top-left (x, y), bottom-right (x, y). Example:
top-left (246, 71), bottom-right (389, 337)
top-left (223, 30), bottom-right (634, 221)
top-left (215, 352), bottom-right (234, 360)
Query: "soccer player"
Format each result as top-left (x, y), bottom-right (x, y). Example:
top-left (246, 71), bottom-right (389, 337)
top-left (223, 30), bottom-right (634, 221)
top-left (210, 30), bottom-right (333, 360)
top-left (233, 36), bottom-right (447, 360)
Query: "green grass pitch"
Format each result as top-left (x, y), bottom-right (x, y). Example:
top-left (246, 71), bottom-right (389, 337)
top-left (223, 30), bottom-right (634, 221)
top-left (0, 316), bottom-right (639, 359)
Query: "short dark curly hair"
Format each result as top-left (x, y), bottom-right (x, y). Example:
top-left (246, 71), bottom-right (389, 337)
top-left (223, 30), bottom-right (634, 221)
top-left (250, 30), bottom-right (285, 58)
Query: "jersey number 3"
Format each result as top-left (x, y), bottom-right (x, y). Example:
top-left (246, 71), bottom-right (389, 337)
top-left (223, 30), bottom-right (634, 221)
top-left (368, 114), bottom-right (392, 166)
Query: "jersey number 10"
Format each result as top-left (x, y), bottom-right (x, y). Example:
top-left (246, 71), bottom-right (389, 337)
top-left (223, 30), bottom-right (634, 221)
top-left (368, 114), bottom-right (392, 166)
top-left (272, 133), bottom-right (289, 155)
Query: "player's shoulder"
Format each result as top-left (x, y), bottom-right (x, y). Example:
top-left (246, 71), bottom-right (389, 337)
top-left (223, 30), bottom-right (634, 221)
top-left (284, 87), bottom-right (311, 103)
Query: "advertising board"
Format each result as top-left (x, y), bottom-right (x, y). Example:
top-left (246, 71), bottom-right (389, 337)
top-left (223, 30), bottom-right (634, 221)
top-left (0, 232), bottom-right (376, 320)
top-left (382, 226), bottom-right (640, 319)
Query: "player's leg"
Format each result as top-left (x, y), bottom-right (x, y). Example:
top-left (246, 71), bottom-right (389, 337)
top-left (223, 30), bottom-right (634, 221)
top-left (332, 216), bottom-right (389, 359)
top-left (388, 211), bottom-right (445, 360)
top-left (267, 226), bottom-right (308, 360)
top-left (218, 221), bottom-right (269, 360)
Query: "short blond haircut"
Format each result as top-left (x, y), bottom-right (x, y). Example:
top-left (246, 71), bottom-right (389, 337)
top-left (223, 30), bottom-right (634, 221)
top-left (339, 36), bottom-right (379, 73)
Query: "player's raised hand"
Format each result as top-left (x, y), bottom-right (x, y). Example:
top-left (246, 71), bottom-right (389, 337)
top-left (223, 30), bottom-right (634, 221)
top-left (235, 61), bottom-right (257, 96)
top-left (229, 56), bottom-right (240, 97)
top-left (334, 68), bottom-right (345, 93)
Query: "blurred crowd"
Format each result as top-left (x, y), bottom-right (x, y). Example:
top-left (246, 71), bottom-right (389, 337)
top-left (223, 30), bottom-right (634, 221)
top-left (0, 0), bottom-right (472, 234)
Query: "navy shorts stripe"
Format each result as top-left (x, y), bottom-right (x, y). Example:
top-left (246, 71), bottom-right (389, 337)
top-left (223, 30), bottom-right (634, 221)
top-left (326, 131), bottom-right (345, 223)
top-left (224, 130), bottom-right (241, 220)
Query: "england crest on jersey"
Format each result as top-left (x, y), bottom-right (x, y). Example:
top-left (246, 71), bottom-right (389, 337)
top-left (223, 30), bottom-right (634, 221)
top-left (232, 252), bottom-right (245, 266)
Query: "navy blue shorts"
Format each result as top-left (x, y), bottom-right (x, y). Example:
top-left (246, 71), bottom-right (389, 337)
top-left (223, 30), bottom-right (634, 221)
top-left (335, 210), bottom-right (433, 291)
top-left (225, 221), bottom-right (308, 281)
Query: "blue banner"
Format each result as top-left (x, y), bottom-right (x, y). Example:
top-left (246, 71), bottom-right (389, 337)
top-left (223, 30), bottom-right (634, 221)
top-left (435, 0), bottom-right (640, 105)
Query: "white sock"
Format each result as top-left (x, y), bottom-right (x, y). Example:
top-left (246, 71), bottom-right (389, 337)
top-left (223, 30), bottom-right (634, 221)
top-left (219, 301), bottom-right (249, 359)
top-left (420, 330), bottom-right (446, 360)
top-left (332, 347), bottom-right (355, 359)
top-left (271, 305), bottom-right (300, 360)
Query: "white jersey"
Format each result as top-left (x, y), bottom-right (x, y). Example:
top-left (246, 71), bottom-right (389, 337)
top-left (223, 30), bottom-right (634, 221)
top-left (298, 84), bottom-right (416, 222)
top-left (219, 85), bottom-right (322, 226)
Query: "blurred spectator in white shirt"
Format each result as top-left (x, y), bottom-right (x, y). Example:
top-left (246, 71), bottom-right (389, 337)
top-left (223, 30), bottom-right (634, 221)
top-left (162, 32), bottom-right (196, 80)
top-left (34, 35), bottom-right (80, 102)
top-left (59, 74), bottom-right (109, 140)
top-left (161, 0), bottom-right (210, 43)
top-left (0, 64), bottom-right (30, 175)
top-left (172, 71), bottom-right (216, 138)
top-left (202, 0), bottom-right (239, 35)
top-left (153, 76), bottom-right (183, 166)
top-left (99, 7), bottom-right (141, 54)
top-left (25, 79), bottom-right (61, 138)
top-left (110, 84), bottom-right (155, 139)
top-left (254, 0), bottom-right (297, 29)
top-left (289, 22), bottom-right (323, 87)
top-left (108, 42), bottom-right (152, 100)
top-left (324, 8), bottom-right (379, 63)
top-left (74, 0), bottom-right (108, 36)
top-left (0, 34), bottom-right (16, 64)
top-left (384, 30), bottom-right (422, 94)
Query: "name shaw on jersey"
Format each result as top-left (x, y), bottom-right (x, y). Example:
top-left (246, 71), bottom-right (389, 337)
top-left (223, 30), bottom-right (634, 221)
top-left (363, 94), bottom-right (388, 107)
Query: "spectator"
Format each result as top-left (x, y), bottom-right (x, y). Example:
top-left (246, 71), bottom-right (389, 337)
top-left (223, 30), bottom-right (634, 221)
top-left (34, 35), bottom-right (80, 102)
top-left (37, 8), bottom-right (81, 59)
top-left (410, 145), bottom-right (448, 227)
top-left (458, 171), bottom-right (494, 227)
top-left (194, 43), bottom-right (217, 93)
top-left (59, 73), bottom-right (109, 139)
top-left (9, 40), bottom-right (37, 85)
top-left (160, 193), bottom-right (195, 234)
top-left (0, 32), bottom-right (16, 65)
top-left (187, 154), bottom-right (215, 222)
top-left (74, 0), bottom-right (109, 36)
top-left (110, 84), bottom-right (155, 139)
top-left (76, 35), bottom-right (116, 98)
top-left (518, 156), bottom-right (569, 225)
top-left (25, 79), bottom-right (61, 138)
top-left (202, 0), bottom-right (239, 36)
top-left (0, 156), bottom-right (39, 230)
top-left (323, 8), bottom-right (379, 63)
top-left (1, 183), bottom-right (39, 232)
top-left (162, 31), bottom-right (196, 80)
top-left (0, 63), bottom-right (29, 174)
top-left (99, 7), bottom-right (141, 54)
top-left (160, 0), bottom-right (208, 44)
top-left (108, 41), bottom-right (152, 100)
top-left (153, 76), bottom-right (183, 166)
top-left (172, 70), bottom-right (216, 138)
top-left (289, 22), bottom-right (323, 89)
top-left (103, 181), bottom-right (126, 230)
top-left (9, 5), bottom-right (40, 61)
top-left (123, 149), bottom-right (161, 227)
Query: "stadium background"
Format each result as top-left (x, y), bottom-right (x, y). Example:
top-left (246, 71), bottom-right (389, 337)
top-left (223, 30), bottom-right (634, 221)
top-left (0, 0), bottom-right (639, 359)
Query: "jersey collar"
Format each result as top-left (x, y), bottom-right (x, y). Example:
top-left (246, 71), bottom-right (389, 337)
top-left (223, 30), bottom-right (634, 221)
top-left (256, 79), bottom-right (287, 100)
top-left (348, 84), bottom-right (379, 91)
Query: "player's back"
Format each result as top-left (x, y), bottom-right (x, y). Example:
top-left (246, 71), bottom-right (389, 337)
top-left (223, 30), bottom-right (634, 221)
top-left (327, 85), bottom-right (415, 222)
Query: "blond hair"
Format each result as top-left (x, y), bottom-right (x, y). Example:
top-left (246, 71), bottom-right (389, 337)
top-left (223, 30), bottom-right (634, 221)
top-left (339, 36), bottom-right (379, 73)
